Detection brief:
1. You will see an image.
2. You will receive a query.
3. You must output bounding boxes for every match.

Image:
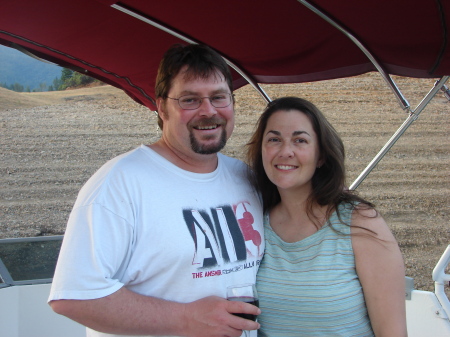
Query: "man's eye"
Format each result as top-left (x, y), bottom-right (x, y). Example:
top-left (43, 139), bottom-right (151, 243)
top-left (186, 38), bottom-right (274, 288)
top-left (181, 96), bottom-right (200, 104)
top-left (211, 95), bottom-right (227, 101)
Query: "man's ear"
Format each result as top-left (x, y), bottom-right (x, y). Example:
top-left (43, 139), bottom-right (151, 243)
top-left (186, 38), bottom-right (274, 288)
top-left (156, 97), bottom-right (164, 114)
top-left (156, 97), bottom-right (167, 121)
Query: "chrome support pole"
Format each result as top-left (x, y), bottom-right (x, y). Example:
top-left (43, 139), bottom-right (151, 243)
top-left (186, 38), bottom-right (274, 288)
top-left (349, 76), bottom-right (449, 190)
top-left (297, 0), bottom-right (410, 111)
top-left (111, 4), bottom-right (272, 103)
top-left (439, 83), bottom-right (450, 101)
top-left (432, 245), bottom-right (450, 319)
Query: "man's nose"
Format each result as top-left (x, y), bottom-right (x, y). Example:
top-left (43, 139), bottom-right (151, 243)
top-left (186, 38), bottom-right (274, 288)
top-left (198, 98), bottom-right (217, 116)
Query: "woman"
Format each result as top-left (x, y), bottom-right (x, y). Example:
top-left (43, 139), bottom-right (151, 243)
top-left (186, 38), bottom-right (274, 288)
top-left (247, 97), bottom-right (407, 336)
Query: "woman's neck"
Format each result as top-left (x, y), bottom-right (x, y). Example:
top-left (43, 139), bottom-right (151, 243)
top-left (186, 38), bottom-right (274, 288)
top-left (269, 190), bottom-right (329, 243)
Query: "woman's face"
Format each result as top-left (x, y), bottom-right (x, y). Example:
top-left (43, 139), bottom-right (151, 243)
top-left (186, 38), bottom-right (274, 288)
top-left (262, 109), bottom-right (322, 194)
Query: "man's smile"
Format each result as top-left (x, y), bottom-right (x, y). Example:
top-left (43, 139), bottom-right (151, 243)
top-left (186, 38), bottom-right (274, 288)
top-left (194, 124), bottom-right (220, 130)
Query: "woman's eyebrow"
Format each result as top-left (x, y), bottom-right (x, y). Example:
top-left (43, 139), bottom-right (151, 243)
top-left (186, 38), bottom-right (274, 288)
top-left (265, 130), bottom-right (281, 136)
top-left (265, 130), bottom-right (311, 136)
top-left (293, 130), bottom-right (310, 136)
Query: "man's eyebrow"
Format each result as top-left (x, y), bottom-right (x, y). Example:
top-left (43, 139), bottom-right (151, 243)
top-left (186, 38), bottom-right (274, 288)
top-left (178, 88), bottom-right (229, 96)
top-left (177, 90), bottom-right (196, 96)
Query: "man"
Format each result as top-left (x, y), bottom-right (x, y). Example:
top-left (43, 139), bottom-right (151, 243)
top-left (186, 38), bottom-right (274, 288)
top-left (48, 44), bottom-right (264, 337)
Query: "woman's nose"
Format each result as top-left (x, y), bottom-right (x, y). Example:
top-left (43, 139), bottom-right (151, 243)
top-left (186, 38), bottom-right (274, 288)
top-left (279, 142), bottom-right (294, 158)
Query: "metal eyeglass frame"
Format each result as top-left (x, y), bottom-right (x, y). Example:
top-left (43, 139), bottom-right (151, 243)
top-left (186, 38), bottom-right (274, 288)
top-left (167, 93), bottom-right (235, 110)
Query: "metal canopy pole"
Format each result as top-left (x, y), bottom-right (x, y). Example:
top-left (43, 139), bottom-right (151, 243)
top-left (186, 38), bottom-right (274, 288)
top-left (296, 0), bottom-right (449, 189)
top-left (349, 76), bottom-right (449, 190)
top-left (297, 0), bottom-right (410, 111)
top-left (111, 4), bottom-right (272, 103)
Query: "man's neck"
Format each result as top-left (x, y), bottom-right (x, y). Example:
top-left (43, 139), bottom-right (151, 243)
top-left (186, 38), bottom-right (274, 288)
top-left (148, 140), bottom-right (219, 173)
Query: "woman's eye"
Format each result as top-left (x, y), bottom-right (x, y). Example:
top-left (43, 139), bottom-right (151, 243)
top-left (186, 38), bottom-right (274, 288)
top-left (268, 138), bottom-right (280, 142)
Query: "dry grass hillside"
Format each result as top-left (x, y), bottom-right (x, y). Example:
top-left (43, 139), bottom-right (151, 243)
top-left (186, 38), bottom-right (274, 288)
top-left (0, 84), bottom-right (120, 109)
top-left (1, 73), bottom-right (449, 297)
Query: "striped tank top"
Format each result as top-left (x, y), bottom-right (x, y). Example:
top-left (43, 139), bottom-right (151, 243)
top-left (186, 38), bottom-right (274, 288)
top-left (256, 203), bottom-right (374, 336)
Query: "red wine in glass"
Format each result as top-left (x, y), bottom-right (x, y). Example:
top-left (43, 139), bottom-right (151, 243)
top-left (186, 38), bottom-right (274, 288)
top-left (226, 284), bottom-right (259, 336)
top-left (227, 296), bottom-right (259, 321)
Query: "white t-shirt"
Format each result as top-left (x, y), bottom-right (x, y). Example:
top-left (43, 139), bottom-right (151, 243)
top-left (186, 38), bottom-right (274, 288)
top-left (49, 145), bottom-right (264, 337)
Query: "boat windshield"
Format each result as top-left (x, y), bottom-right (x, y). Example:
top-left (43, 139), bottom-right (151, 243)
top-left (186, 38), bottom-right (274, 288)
top-left (0, 236), bottom-right (63, 286)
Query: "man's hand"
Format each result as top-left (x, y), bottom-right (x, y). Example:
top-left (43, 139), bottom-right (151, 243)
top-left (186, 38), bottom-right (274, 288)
top-left (50, 289), bottom-right (260, 337)
top-left (182, 296), bottom-right (261, 337)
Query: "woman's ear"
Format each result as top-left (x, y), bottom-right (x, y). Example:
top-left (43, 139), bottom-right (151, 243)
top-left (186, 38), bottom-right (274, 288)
top-left (317, 158), bottom-right (325, 169)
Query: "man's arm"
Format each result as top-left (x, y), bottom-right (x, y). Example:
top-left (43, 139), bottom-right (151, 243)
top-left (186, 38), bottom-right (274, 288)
top-left (50, 287), bottom-right (260, 337)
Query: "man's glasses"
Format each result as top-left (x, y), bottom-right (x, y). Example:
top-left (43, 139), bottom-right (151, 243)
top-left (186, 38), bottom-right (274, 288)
top-left (167, 93), bottom-right (234, 110)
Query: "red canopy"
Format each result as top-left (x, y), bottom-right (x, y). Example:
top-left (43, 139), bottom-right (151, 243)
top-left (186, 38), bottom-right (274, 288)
top-left (0, 0), bottom-right (448, 108)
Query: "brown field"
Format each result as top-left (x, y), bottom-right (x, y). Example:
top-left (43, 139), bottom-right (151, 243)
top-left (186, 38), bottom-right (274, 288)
top-left (1, 73), bottom-right (449, 297)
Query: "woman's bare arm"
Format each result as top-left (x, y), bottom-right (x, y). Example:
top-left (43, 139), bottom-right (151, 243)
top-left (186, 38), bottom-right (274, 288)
top-left (352, 207), bottom-right (407, 337)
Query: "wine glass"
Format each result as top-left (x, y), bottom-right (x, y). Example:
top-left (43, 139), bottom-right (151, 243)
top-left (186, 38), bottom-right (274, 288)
top-left (226, 283), bottom-right (259, 337)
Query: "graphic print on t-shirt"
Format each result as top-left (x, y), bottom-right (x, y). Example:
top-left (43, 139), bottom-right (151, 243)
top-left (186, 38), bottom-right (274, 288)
top-left (183, 201), bottom-right (262, 269)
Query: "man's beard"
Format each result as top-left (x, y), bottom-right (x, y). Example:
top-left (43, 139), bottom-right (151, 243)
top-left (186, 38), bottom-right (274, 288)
top-left (189, 128), bottom-right (227, 154)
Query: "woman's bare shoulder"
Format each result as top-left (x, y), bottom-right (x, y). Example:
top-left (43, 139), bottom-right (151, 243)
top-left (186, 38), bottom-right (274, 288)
top-left (350, 204), bottom-right (396, 242)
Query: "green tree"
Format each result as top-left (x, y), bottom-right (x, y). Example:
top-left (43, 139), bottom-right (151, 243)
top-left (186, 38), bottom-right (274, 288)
top-left (39, 82), bottom-right (48, 92)
top-left (59, 70), bottom-right (98, 90)
top-left (53, 76), bottom-right (63, 90)
top-left (11, 82), bottom-right (24, 92)
top-left (60, 68), bottom-right (74, 82)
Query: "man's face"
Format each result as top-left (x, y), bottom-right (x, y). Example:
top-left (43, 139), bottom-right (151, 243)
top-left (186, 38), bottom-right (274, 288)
top-left (158, 68), bottom-right (234, 157)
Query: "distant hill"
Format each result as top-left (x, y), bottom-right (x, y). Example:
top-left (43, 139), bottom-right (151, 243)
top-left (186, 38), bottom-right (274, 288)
top-left (0, 84), bottom-right (125, 110)
top-left (0, 44), bottom-right (62, 91)
top-left (0, 86), bottom-right (49, 109)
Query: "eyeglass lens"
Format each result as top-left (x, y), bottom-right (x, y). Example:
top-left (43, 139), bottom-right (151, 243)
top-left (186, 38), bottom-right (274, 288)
top-left (177, 94), bottom-right (232, 109)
